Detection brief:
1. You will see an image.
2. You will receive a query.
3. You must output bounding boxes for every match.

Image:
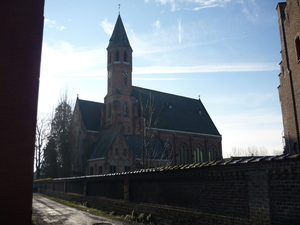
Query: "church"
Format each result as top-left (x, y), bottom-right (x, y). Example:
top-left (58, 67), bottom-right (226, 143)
top-left (69, 14), bottom-right (222, 176)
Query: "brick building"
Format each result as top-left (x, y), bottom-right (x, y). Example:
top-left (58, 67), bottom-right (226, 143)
top-left (69, 14), bottom-right (222, 175)
top-left (277, 1), bottom-right (300, 154)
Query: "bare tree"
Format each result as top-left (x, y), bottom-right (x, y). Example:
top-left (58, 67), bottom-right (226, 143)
top-left (35, 114), bottom-right (50, 179)
top-left (230, 146), bottom-right (269, 157)
top-left (135, 91), bottom-right (172, 169)
top-left (272, 149), bottom-right (284, 155)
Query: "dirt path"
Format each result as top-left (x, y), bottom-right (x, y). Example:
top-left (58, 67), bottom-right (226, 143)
top-left (32, 193), bottom-right (134, 225)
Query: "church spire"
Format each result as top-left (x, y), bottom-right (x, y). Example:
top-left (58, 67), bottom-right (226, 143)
top-left (107, 15), bottom-right (132, 51)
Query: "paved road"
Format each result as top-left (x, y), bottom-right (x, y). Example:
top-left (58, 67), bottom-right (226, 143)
top-left (32, 193), bottom-right (134, 225)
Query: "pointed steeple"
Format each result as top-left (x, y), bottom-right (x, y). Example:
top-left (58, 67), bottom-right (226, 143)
top-left (107, 15), bottom-right (132, 51)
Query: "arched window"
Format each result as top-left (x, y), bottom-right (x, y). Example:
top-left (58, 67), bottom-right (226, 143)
top-left (115, 51), bottom-right (119, 61)
top-left (208, 146), bottom-right (217, 161)
top-left (178, 144), bottom-right (189, 165)
top-left (123, 102), bottom-right (127, 116)
top-left (163, 141), bottom-right (172, 160)
top-left (193, 147), bottom-right (203, 163)
top-left (124, 51), bottom-right (128, 62)
top-left (108, 53), bottom-right (111, 64)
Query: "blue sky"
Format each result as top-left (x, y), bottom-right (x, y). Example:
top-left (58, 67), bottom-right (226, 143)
top-left (39, 0), bottom-right (284, 157)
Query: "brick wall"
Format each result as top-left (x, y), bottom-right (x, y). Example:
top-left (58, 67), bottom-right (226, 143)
top-left (35, 156), bottom-right (300, 225)
top-left (277, 1), bottom-right (300, 153)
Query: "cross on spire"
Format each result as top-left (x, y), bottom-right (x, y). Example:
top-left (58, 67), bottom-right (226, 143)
top-left (118, 4), bottom-right (121, 15)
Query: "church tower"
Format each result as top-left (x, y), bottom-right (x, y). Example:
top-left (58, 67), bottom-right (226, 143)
top-left (104, 14), bottom-right (134, 133)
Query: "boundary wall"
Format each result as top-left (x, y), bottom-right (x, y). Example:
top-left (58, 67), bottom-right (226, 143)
top-left (34, 155), bottom-right (300, 225)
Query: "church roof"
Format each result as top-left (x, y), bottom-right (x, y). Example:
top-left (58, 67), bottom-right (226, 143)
top-left (131, 86), bottom-right (221, 136)
top-left (77, 98), bottom-right (103, 132)
top-left (89, 131), bottom-right (119, 159)
top-left (125, 135), bottom-right (166, 160)
top-left (107, 15), bottom-right (132, 51)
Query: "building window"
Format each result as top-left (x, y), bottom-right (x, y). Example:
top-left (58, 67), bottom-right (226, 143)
top-left (123, 102), bottom-right (127, 116)
top-left (123, 149), bottom-right (127, 155)
top-left (178, 144), bottom-right (189, 165)
top-left (110, 165), bottom-right (116, 173)
top-left (109, 53), bottom-right (111, 64)
top-left (115, 51), bottom-right (119, 61)
top-left (193, 147), bottom-right (203, 163)
top-left (89, 167), bottom-right (94, 175)
top-left (124, 166), bottom-right (131, 172)
top-left (115, 148), bottom-right (118, 155)
top-left (208, 147), bottom-right (217, 162)
top-left (98, 166), bottom-right (102, 174)
top-left (94, 164), bottom-right (97, 174)
top-left (128, 126), bottom-right (130, 133)
top-left (163, 141), bottom-right (172, 160)
top-left (124, 51), bottom-right (128, 62)
top-left (295, 36), bottom-right (300, 62)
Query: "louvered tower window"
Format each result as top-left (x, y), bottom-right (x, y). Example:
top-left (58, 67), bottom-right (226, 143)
top-left (124, 51), bottom-right (128, 62)
top-left (115, 51), bottom-right (120, 61)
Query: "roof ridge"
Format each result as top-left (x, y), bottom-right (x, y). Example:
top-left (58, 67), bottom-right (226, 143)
top-left (78, 98), bottom-right (103, 104)
top-left (132, 86), bottom-right (201, 102)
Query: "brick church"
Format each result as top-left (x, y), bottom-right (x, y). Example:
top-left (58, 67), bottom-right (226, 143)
top-left (69, 14), bottom-right (222, 175)
top-left (277, 1), bottom-right (300, 154)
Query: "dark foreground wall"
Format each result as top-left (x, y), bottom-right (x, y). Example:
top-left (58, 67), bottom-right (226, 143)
top-left (35, 155), bottom-right (300, 225)
top-left (0, 1), bottom-right (44, 224)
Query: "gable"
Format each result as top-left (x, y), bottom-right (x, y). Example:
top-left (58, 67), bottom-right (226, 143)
top-left (131, 86), bottom-right (220, 136)
top-left (78, 99), bottom-right (103, 132)
top-left (89, 131), bottom-right (119, 159)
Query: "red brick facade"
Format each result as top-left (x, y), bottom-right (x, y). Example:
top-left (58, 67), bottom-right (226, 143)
top-left (277, 1), bottom-right (300, 153)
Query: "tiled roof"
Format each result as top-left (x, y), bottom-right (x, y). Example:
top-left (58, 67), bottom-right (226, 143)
top-left (107, 15), bottom-right (132, 50)
top-left (78, 99), bottom-right (103, 132)
top-left (125, 135), bottom-right (166, 159)
top-left (131, 86), bottom-right (221, 136)
top-left (89, 131), bottom-right (119, 159)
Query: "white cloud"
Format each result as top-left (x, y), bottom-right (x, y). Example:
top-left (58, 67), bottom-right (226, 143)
top-left (57, 26), bottom-right (65, 30)
top-left (44, 18), bottom-right (66, 30)
top-left (152, 20), bottom-right (161, 29)
top-left (148, 0), bottom-right (262, 23)
top-left (44, 18), bottom-right (56, 27)
top-left (41, 41), bottom-right (106, 79)
top-left (193, 4), bottom-right (219, 10)
top-left (216, 111), bottom-right (283, 157)
top-left (153, 0), bottom-right (232, 11)
top-left (238, 0), bottom-right (260, 23)
top-left (155, 0), bottom-right (179, 11)
top-left (133, 62), bottom-right (278, 74)
top-left (101, 18), bottom-right (114, 36)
